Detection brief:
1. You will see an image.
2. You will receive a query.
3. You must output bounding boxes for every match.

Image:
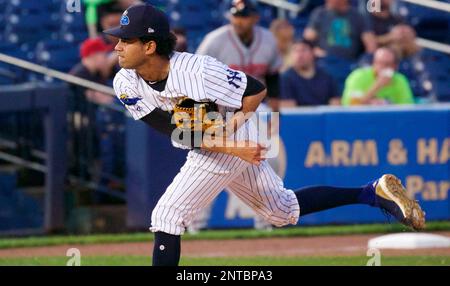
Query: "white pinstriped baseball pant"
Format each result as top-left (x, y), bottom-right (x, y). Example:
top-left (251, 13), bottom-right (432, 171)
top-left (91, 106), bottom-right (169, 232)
top-left (150, 151), bottom-right (300, 235)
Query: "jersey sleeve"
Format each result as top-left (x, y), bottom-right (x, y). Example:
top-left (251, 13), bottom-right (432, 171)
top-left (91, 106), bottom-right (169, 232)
top-left (113, 70), bottom-right (154, 120)
top-left (201, 56), bottom-right (248, 109)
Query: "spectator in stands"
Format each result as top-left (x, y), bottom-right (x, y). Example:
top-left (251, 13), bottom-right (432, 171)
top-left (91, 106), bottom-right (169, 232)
top-left (303, 0), bottom-right (377, 60)
top-left (173, 27), bottom-right (188, 53)
top-left (196, 0), bottom-right (282, 111)
top-left (280, 39), bottom-right (340, 107)
top-left (368, 0), bottom-right (420, 60)
top-left (389, 24), bottom-right (421, 60)
top-left (341, 47), bottom-right (414, 105)
top-left (369, 0), bottom-right (404, 45)
top-left (92, 2), bottom-right (123, 82)
top-left (97, 2), bottom-right (123, 48)
top-left (70, 38), bottom-right (113, 105)
top-left (270, 19), bottom-right (295, 72)
top-left (70, 38), bottom-right (123, 199)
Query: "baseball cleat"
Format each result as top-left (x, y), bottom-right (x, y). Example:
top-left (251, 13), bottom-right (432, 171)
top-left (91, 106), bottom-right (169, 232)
top-left (373, 174), bottom-right (426, 231)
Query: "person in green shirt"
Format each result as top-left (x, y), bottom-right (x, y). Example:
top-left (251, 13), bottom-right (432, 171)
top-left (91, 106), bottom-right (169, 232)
top-left (342, 47), bottom-right (415, 105)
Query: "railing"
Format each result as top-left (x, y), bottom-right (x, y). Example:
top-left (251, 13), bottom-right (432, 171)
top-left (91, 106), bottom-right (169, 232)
top-left (401, 0), bottom-right (450, 13)
top-left (256, 0), bottom-right (450, 55)
top-left (257, 0), bottom-right (450, 14)
top-left (0, 53), bottom-right (127, 204)
top-left (0, 84), bottom-right (67, 232)
top-left (398, 0), bottom-right (450, 54)
top-left (0, 53), bottom-right (116, 97)
top-left (416, 38), bottom-right (450, 55)
top-left (257, 0), bottom-right (309, 14)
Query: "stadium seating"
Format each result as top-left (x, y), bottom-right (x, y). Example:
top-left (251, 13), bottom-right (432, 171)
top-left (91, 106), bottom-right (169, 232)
top-left (431, 80), bottom-right (450, 102)
top-left (317, 55), bottom-right (355, 94)
top-left (288, 16), bottom-right (308, 38)
top-left (58, 4), bottom-right (88, 44)
top-left (0, 171), bottom-right (43, 231)
top-left (35, 40), bottom-right (80, 73)
top-left (4, 0), bottom-right (43, 13)
top-left (0, 0), bottom-right (7, 10)
top-left (398, 1), bottom-right (450, 43)
top-left (166, 0), bottom-right (225, 49)
top-left (416, 49), bottom-right (450, 101)
top-left (4, 14), bottom-right (48, 44)
top-left (0, 0), bottom-right (448, 97)
top-left (0, 43), bottom-right (34, 84)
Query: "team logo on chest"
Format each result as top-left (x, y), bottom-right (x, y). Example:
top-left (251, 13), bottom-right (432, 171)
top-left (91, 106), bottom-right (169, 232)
top-left (226, 69), bottom-right (242, 88)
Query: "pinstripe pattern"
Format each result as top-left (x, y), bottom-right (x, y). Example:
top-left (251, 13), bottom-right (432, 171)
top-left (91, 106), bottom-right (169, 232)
top-left (112, 51), bottom-right (299, 235)
top-left (228, 161), bottom-right (300, 227)
top-left (151, 155), bottom-right (299, 235)
top-left (112, 52), bottom-right (247, 118)
top-left (150, 154), bottom-right (247, 235)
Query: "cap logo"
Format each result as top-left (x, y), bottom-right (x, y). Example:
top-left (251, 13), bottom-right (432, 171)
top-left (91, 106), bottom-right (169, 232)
top-left (120, 15), bottom-right (129, 26)
top-left (233, 0), bottom-right (246, 10)
top-left (148, 27), bottom-right (155, 34)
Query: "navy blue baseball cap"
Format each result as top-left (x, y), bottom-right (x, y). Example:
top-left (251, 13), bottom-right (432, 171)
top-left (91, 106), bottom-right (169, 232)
top-left (230, 0), bottom-right (258, 17)
top-left (103, 3), bottom-right (170, 39)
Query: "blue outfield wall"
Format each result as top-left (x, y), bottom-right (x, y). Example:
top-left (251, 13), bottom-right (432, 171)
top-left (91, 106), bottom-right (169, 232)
top-left (277, 105), bottom-right (449, 225)
top-left (126, 105), bottom-right (450, 229)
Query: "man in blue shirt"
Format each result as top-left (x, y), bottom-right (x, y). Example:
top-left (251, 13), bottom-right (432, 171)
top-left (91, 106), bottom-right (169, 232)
top-left (280, 40), bottom-right (340, 106)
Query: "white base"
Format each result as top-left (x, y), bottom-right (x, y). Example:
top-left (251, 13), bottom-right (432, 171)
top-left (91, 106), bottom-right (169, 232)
top-left (368, 233), bottom-right (450, 249)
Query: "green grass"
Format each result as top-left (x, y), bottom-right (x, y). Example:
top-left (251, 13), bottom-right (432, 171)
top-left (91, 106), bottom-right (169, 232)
top-left (0, 255), bottom-right (448, 266)
top-left (1, 221), bottom-right (449, 249)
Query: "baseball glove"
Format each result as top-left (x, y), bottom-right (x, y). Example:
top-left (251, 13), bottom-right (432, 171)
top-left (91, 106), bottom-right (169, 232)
top-left (172, 97), bottom-right (224, 133)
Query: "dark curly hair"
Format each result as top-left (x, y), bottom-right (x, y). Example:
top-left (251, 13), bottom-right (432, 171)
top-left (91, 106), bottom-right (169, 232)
top-left (139, 32), bottom-right (177, 59)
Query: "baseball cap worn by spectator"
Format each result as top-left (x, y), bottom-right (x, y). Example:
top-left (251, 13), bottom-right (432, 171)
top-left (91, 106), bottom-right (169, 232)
top-left (80, 38), bottom-right (110, 59)
top-left (230, 0), bottom-right (258, 17)
top-left (103, 3), bottom-right (170, 39)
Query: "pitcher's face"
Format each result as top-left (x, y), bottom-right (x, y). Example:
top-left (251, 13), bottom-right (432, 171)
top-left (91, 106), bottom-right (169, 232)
top-left (115, 38), bottom-right (148, 69)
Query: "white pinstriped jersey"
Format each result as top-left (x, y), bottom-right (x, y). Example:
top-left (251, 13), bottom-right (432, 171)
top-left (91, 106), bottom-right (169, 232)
top-left (113, 51), bottom-right (258, 172)
top-left (196, 25), bottom-right (285, 231)
top-left (113, 52), bottom-right (300, 235)
top-left (113, 52), bottom-right (247, 118)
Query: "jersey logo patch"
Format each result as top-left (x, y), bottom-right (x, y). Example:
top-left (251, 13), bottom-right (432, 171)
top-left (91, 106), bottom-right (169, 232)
top-left (226, 69), bottom-right (242, 88)
top-left (120, 94), bottom-right (142, 106)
